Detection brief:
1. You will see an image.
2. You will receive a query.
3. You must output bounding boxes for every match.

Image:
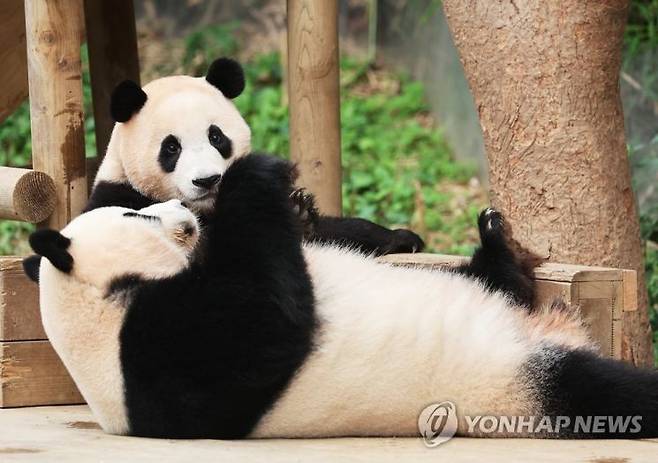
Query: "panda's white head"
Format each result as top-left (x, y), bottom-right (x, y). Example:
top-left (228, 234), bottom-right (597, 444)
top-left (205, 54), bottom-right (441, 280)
top-left (95, 58), bottom-right (251, 213)
top-left (26, 200), bottom-right (199, 290)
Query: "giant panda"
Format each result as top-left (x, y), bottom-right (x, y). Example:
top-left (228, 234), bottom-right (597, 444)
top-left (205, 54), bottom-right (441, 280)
top-left (86, 57), bottom-right (424, 257)
top-left (25, 154), bottom-right (658, 439)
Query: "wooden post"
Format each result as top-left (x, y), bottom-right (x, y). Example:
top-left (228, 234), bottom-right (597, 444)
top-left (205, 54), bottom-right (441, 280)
top-left (25, 0), bottom-right (88, 229)
top-left (84, 0), bottom-right (140, 164)
top-left (0, 0), bottom-right (28, 123)
top-left (287, 0), bottom-right (342, 216)
top-left (0, 166), bottom-right (56, 223)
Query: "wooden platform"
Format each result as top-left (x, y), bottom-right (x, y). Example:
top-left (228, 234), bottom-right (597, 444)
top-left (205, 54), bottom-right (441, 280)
top-left (0, 406), bottom-right (657, 462)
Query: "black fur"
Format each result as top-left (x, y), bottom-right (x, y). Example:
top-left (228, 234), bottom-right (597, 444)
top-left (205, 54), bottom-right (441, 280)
top-left (111, 80), bottom-right (147, 122)
top-left (122, 212), bottom-right (161, 222)
top-left (22, 255), bottom-right (42, 283)
top-left (529, 347), bottom-right (658, 438)
top-left (206, 57), bottom-right (245, 99)
top-left (158, 135), bottom-right (182, 173)
top-left (311, 216), bottom-right (425, 256)
top-left (115, 154), bottom-right (316, 438)
top-left (84, 181), bottom-right (156, 212)
top-left (28, 230), bottom-right (73, 273)
top-left (208, 124), bottom-right (233, 159)
top-left (454, 208), bottom-right (542, 308)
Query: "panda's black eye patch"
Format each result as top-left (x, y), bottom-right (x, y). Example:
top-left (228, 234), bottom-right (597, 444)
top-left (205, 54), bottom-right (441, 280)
top-left (123, 212), bottom-right (162, 222)
top-left (208, 124), bottom-right (232, 159)
top-left (159, 135), bottom-right (182, 173)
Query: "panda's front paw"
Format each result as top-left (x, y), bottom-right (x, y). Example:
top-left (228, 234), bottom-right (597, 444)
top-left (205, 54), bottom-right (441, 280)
top-left (381, 229), bottom-right (425, 255)
top-left (290, 188), bottom-right (319, 238)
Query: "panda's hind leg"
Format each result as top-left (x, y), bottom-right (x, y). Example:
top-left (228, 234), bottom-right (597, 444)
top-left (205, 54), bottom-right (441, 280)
top-left (455, 208), bottom-right (544, 309)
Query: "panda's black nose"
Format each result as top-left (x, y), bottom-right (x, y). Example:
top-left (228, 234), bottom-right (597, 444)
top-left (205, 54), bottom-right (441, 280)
top-left (192, 174), bottom-right (221, 190)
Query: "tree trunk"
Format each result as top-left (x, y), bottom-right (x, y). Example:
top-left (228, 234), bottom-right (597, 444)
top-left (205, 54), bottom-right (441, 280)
top-left (443, 0), bottom-right (653, 366)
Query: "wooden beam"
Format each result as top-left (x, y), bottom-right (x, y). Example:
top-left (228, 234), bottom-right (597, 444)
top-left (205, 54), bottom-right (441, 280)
top-left (287, 0), bottom-right (342, 216)
top-left (0, 340), bottom-right (83, 407)
top-left (0, 166), bottom-right (56, 223)
top-left (0, 0), bottom-right (28, 123)
top-left (84, 0), bottom-right (140, 161)
top-left (25, 0), bottom-right (88, 229)
top-left (0, 257), bottom-right (45, 342)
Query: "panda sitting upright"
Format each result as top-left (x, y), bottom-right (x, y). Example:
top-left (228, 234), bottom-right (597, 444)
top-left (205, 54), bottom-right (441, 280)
top-left (87, 57), bottom-right (423, 257)
top-left (25, 154), bottom-right (658, 439)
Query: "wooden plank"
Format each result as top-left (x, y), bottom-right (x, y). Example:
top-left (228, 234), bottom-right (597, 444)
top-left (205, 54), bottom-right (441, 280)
top-left (0, 0), bottom-right (28, 123)
top-left (0, 257), bottom-right (45, 342)
top-left (25, 0), bottom-right (88, 229)
top-left (0, 341), bottom-right (83, 407)
top-left (287, 0), bottom-right (342, 216)
top-left (1, 406), bottom-right (658, 462)
top-left (83, 0), bottom-right (140, 159)
top-left (622, 269), bottom-right (638, 312)
top-left (0, 167), bottom-right (56, 223)
top-left (379, 253), bottom-right (626, 282)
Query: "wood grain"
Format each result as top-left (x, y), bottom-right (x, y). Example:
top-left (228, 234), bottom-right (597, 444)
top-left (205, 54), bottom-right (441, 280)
top-left (0, 167), bottom-right (56, 223)
top-left (287, 0), bottom-right (342, 216)
top-left (0, 0), bottom-right (28, 123)
top-left (25, 0), bottom-right (88, 229)
top-left (84, 0), bottom-right (140, 159)
top-left (0, 257), bottom-right (45, 342)
top-left (2, 405), bottom-right (658, 461)
top-left (0, 341), bottom-right (83, 407)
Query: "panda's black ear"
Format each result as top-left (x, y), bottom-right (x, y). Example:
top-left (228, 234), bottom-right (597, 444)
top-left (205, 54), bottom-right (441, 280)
top-left (22, 255), bottom-right (42, 283)
top-left (206, 58), bottom-right (245, 99)
top-left (110, 80), bottom-right (147, 122)
top-left (28, 230), bottom-right (73, 273)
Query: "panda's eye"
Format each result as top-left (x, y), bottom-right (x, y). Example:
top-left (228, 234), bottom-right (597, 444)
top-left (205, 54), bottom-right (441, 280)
top-left (158, 135), bottom-right (182, 173)
top-left (165, 141), bottom-right (180, 155)
top-left (208, 124), bottom-right (232, 159)
top-left (208, 126), bottom-right (222, 145)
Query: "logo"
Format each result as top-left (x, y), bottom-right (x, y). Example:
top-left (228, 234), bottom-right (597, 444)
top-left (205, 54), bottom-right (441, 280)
top-left (418, 401), bottom-right (458, 447)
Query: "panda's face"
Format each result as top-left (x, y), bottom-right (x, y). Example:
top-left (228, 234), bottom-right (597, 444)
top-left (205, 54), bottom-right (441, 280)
top-left (35, 200), bottom-right (199, 291)
top-left (115, 76), bottom-right (251, 213)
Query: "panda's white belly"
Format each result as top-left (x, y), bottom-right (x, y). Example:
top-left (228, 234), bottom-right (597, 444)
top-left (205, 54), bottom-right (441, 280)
top-left (251, 244), bottom-right (538, 438)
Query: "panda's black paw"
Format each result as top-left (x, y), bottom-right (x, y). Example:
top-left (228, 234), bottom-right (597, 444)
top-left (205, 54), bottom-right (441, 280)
top-left (290, 188), bottom-right (319, 238)
top-left (381, 229), bottom-right (425, 255)
top-left (477, 207), bottom-right (506, 247)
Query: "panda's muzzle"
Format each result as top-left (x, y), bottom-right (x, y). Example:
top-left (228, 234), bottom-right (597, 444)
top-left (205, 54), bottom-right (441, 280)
top-left (192, 174), bottom-right (221, 190)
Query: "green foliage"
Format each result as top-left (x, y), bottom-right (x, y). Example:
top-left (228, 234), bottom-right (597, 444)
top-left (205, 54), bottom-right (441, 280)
top-left (625, 0), bottom-right (658, 61)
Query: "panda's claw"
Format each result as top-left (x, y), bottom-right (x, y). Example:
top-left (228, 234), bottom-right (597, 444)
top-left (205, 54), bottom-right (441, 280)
top-left (290, 188), bottom-right (319, 238)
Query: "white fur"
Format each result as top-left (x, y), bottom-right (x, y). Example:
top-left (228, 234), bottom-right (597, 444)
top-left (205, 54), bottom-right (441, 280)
top-left (95, 75), bottom-right (251, 213)
top-left (251, 244), bottom-right (592, 438)
top-left (38, 201), bottom-right (199, 434)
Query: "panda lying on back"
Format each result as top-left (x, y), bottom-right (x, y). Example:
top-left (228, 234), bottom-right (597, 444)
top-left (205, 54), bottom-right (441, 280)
top-left (86, 57), bottom-right (423, 257)
top-left (25, 154), bottom-right (658, 439)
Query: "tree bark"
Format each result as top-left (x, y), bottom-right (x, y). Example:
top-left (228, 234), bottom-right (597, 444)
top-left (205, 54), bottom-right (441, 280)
top-left (443, 0), bottom-right (653, 366)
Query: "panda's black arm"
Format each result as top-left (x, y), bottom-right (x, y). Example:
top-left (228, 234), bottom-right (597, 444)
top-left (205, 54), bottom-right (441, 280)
top-left (84, 181), bottom-right (157, 212)
top-left (202, 154), bottom-right (306, 271)
top-left (309, 216), bottom-right (424, 257)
